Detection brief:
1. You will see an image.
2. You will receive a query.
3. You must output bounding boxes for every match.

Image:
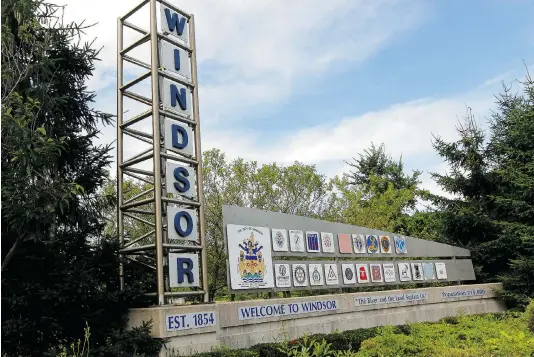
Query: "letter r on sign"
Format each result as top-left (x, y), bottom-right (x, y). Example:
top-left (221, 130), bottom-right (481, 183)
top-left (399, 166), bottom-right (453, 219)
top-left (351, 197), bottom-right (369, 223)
top-left (169, 253), bottom-right (199, 288)
top-left (177, 257), bottom-right (194, 284)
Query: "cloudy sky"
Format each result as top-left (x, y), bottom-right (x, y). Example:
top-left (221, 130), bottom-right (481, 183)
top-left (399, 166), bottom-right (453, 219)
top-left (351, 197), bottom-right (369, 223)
top-left (58, 0), bottom-right (533, 196)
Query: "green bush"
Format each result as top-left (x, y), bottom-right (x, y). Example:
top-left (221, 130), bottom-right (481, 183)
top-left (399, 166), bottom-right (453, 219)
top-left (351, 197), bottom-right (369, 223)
top-left (192, 348), bottom-right (259, 357)
top-left (46, 322), bottom-right (165, 357)
top-left (356, 306), bottom-right (534, 357)
top-left (339, 327), bottom-right (379, 351)
top-left (527, 300), bottom-right (534, 333)
top-left (192, 304), bottom-right (534, 357)
top-left (249, 343), bottom-right (286, 357)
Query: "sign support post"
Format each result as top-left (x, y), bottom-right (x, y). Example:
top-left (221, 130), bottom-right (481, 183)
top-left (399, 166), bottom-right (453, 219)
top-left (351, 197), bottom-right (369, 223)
top-left (189, 14), bottom-right (210, 303)
top-left (116, 17), bottom-right (125, 292)
top-left (117, 0), bottom-right (208, 305)
top-left (148, 0), bottom-right (165, 306)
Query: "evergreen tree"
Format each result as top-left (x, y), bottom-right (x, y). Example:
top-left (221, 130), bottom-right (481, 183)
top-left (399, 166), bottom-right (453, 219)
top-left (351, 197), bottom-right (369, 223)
top-left (487, 73), bottom-right (534, 306)
top-left (1, 0), bottom-right (160, 355)
top-left (431, 113), bottom-right (499, 281)
top-left (344, 143), bottom-right (429, 234)
top-left (433, 72), bottom-right (534, 307)
top-left (346, 143), bottom-right (421, 199)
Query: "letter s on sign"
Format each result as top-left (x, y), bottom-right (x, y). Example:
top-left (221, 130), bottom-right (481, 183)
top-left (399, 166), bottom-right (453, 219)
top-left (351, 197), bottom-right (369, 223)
top-left (173, 167), bottom-right (190, 193)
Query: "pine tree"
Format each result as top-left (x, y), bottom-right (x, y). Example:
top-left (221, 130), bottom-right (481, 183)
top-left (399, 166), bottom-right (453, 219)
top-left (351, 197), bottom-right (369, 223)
top-left (431, 113), bottom-right (500, 281)
top-left (346, 143), bottom-right (422, 197)
top-left (1, 0), bottom-right (160, 355)
top-left (487, 72), bottom-right (534, 306)
top-left (345, 143), bottom-right (433, 236)
top-left (433, 71), bottom-right (534, 308)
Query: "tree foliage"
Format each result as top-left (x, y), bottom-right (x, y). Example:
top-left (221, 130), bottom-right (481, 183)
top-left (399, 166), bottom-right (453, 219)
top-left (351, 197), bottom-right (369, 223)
top-left (329, 174), bottom-right (420, 232)
top-left (346, 143), bottom-right (422, 203)
top-left (336, 144), bottom-right (432, 236)
top-left (432, 71), bottom-right (534, 307)
top-left (1, 0), bottom-right (160, 355)
top-left (202, 149), bottom-right (333, 300)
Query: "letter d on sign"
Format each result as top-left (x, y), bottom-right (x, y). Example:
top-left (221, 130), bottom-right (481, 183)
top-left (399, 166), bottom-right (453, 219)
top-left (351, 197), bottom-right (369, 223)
top-left (164, 118), bottom-right (194, 156)
top-left (167, 206), bottom-right (198, 241)
top-left (169, 253), bottom-right (199, 288)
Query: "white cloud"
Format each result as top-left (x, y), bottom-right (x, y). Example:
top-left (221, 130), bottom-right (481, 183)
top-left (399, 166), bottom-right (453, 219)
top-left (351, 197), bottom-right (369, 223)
top-left (203, 90), bottom-right (494, 162)
top-left (55, 0), bottom-right (515, 198)
top-left (58, 0), bottom-right (428, 123)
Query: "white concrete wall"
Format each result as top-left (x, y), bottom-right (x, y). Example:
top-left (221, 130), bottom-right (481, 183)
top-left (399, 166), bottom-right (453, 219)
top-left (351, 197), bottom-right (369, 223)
top-left (128, 283), bottom-right (506, 356)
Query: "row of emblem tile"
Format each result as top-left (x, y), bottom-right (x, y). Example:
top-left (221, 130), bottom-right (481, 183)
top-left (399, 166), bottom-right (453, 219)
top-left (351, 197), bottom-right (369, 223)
top-left (271, 229), bottom-right (407, 254)
top-left (274, 262), bottom-right (448, 288)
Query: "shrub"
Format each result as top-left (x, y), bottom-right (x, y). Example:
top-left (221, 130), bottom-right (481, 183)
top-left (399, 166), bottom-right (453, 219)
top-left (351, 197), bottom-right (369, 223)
top-left (356, 311), bottom-right (534, 357)
top-left (527, 300), bottom-right (534, 333)
top-left (46, 322), bottom-right (165, 357)
top-left (190, 345), bottom-right (259, 357)
top-left (440, 316), bottom-right (459, 325)
top-left (340, 327), bottom-right (379, 351)
top-left (90, 322), bottom-right (165, 357)
top-left (320, 331), bottom-right (351, 351)
top-left (249, 343), bottom-right (286, 357)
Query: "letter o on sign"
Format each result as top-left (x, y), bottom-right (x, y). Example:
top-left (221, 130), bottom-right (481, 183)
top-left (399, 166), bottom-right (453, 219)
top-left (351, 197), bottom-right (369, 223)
top-left (174, 210), bottom-right (193, 237)
top-left (167, 206), bottom-right (197, 241)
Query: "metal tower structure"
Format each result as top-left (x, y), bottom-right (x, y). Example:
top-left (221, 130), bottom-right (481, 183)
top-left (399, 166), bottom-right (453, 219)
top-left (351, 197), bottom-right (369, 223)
top-left (116, 0), bottom-right (208, 305)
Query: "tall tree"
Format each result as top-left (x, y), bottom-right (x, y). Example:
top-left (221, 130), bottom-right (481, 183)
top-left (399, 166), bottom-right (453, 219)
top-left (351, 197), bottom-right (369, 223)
top-left (1, 1), bottom-right (160, 355)
top-left (432, 72), bottom-right (534, 307)
top-left (346, 143), bottom-right (421, 198)
top-left (202, 149), bottom-right (333, 300)
top-left (342, 143), bottom-right (428, 234)
top-left (330, 174), bottom-right (420, 232)
top-left (431, 112), bottom-right (498, 281)
top-left (487, 73), bottom-right (534, 306)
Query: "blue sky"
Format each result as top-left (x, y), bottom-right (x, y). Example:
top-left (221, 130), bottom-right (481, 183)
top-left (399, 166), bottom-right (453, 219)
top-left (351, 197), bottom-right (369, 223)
top-left (61, 0), bottom-right (534, 196)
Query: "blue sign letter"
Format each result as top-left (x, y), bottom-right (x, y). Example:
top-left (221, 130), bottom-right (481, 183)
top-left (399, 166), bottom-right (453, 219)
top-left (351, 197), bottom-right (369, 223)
top-left (164, 8), bottom-right (186, 36)
top-left (170, 84), bottom-right (187, 110)
top-left (177, 257), bottom-right (194, 283)
top-left (173, 167), bottom-right (190, 193)
top-left (174, 210), bottom-right (193, 237)
top-left (174, 49), bottom-right (181, 71)
top-left (171, 124), bottom-right (188, 149)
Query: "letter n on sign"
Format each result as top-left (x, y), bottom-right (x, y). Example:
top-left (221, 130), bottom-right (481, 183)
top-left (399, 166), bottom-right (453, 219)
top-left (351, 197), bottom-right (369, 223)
top-left (169, 253), bottom-right (199, 288)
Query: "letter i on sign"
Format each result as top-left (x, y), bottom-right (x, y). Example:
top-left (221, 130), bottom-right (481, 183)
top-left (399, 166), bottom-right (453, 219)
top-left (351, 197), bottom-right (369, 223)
top-left (158, 42), bottom-right (192, 80)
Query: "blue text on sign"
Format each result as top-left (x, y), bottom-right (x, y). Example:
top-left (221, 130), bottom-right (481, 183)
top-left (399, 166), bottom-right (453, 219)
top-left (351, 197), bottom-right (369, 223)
top-left (170, 85), bottom-right (187, 110)
top-left (164, 8), bottom-right (186, 36)
top-left (171, 124), bottom-right (188, 150)
top-left (166, 311), bottom-right (216, 332)
top-left (238, 299), bottom-right (338, 321)
top-left (176, 257), bottom-right (194, 284)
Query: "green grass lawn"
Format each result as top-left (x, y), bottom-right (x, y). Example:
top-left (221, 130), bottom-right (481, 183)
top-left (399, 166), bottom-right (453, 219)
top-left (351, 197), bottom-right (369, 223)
top-left (190, 301), bottom-right (534, 357)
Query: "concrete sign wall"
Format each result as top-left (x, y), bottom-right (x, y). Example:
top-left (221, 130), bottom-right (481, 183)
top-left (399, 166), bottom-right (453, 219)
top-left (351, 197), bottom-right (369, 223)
top-left (223, 205), bottom-right (475, 294)
top-left (128, 283), bottom-right (505, 356)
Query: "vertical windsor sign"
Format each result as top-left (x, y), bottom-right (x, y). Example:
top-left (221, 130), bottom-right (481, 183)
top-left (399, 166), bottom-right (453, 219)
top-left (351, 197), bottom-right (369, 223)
top-left (117, 0), bottom-right (208, 305)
